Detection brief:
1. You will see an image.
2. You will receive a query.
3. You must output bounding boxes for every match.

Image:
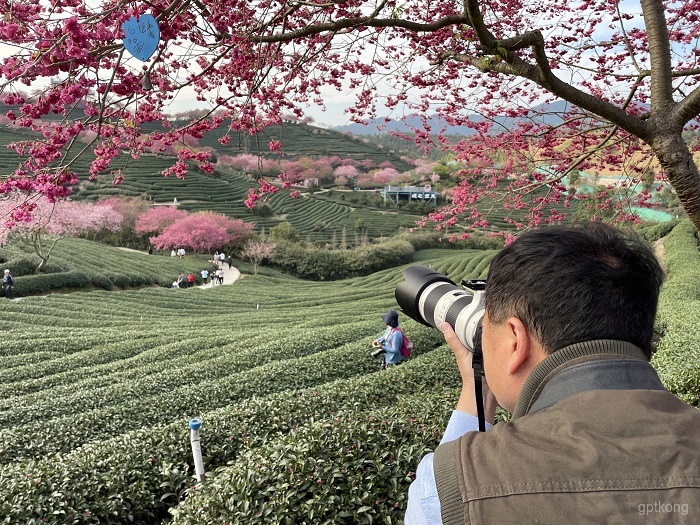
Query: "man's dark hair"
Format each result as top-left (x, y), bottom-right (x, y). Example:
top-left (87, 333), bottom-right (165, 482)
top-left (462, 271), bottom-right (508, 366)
top-left (484, 223), bottom-right (665, 358)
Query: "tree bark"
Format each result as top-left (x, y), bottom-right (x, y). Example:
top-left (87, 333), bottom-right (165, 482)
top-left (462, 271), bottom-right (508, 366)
top-left (649, 133), bottom-right (700, 232)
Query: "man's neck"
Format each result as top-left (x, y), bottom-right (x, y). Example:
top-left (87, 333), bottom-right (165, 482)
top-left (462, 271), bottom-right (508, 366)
top-left (512, 340), bottom-right (658, 419)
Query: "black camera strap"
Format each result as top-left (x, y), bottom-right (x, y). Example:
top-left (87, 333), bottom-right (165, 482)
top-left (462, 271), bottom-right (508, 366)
top-left (472, 320), bottom-right (486, 432)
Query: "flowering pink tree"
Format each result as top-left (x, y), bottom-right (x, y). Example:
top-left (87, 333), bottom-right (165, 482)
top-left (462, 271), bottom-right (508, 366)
top-left (334, 165), bottom-right (359, 181)
top-left (2, 1), bottom-right (700, 232)
top-left (240, 238), bottom-right (276, 275)
top-left (414, 160), bottom-right (437, 179)
top-left (135, 206), bottom-right (188, 236)
top-left (215, 154), bottom-right (278, 176)
top-left (149, 211), bottom-right (254, 253)
top-left (0, 196), bottom-right (123, 272)
top-left (373, 168), bottom-right (400, 185)
top-left (99, 196), bottom-right (151, 244)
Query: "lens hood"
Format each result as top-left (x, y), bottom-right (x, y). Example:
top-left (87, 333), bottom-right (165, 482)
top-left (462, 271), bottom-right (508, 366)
top-left (395, 265), bottom-right (456, 326)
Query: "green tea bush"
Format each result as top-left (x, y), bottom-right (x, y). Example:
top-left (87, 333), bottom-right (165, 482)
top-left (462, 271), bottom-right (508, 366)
top-left (3, 271), bottom-right (92, 297)
top-left (2, 256), bottom-right (51, 276)
top-left (0, 324), bottom-right (383, 461)
top-left (90, 273), bottom-right (114, 290)
top-left (171, 390), bottom-right (456, 525)
top-left (397, 230), bottom-right (504, 251)
top-left (636, 219), bottom-right (681, 243)
top-left (270, 239), bottom-right (414, 280)
top-left (652, 220), bottom-right (700, 406)
top-left (0, 346), bottom-right (452, 525)
top-left (110, 273), bottom-right (133, 289)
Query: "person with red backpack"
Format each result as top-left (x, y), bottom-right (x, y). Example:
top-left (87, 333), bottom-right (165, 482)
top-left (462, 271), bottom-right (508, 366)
top-left (371, 309), bottom-right (410, 369)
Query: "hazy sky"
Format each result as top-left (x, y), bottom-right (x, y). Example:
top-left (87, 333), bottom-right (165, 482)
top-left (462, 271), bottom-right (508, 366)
top-left (0, 38), bottom-right (373, 130)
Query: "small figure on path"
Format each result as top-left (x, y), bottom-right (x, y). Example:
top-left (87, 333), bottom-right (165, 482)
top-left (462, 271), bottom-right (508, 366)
top-left (3, 269), bottom-right (15, 299)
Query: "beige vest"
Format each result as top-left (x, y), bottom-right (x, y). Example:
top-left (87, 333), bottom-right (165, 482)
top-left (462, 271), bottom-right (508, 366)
top-left (434, 340), bottom-right (700, 524)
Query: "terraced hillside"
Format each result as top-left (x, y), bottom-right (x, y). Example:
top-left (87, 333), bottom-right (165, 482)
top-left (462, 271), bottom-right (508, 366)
top-left (0, 245), bottom-right (494, 524)
top-left (139, 119), bottom-right (414, 171)
top-left (74, 164), bottom-right (422, 243)
top-left (1, 221), bottom-right (699, 524)
top-left (0, 126), bottom-right (423, 244)
top-left (0, 108), bottom-right (412, 169)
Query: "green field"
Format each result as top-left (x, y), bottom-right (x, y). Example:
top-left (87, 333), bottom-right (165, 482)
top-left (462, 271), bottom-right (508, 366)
top-left (0, 243), bottom-right (494, 524)
top-left (1, 221), bottom-right (699, 524)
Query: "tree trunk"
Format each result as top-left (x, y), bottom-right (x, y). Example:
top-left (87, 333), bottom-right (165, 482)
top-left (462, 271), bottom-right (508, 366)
top-left (649, 132), bottom-right (700, 233)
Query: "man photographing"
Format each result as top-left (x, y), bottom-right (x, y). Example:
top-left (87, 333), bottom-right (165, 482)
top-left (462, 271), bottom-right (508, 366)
top-left (405, 223), bottom-right (700, 524)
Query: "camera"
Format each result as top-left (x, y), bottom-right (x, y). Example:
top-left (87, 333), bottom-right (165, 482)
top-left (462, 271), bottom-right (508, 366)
top-left (370, 348), bottom-right (385, 358)
top-left (395, 265), bottom-right (486, 352)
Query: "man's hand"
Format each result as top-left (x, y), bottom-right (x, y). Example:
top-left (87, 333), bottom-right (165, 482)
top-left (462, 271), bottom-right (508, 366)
top-left (440, 322), bottom-right (498, 423)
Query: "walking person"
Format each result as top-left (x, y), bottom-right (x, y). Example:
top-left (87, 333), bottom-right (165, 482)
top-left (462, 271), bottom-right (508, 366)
top-left (218, 267), bottom-right (224, 285)
top-left (200, 269), bottom-right (209, 285)
top-left (2, 269), bottom-right (15, 299)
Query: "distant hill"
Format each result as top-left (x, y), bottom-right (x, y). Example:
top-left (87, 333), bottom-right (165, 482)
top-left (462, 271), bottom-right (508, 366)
top-left (0, 103), bottom-right (412, 171)
top-left (332, 100), bottom-right (570, 136)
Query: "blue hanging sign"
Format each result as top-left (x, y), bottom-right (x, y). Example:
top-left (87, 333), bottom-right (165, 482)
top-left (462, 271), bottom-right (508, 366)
top-left (122, 14), bottom-right (160, 62)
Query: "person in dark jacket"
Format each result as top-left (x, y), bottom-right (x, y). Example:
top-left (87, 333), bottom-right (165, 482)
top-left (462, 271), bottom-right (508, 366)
top-left (2, 269), bottom-right (15, 299)
top-left (405, 222), bottom-right (700, 524)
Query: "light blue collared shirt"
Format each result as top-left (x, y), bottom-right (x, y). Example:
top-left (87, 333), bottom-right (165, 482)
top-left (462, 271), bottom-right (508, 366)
top-left (377, 326), bottom-right (403, 365)
top-left (404, 411), bottom-right (493, 524)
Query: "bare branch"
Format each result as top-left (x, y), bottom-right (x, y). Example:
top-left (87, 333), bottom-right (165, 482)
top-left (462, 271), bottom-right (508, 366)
top-left (255, 14), bottom-right (469, 43)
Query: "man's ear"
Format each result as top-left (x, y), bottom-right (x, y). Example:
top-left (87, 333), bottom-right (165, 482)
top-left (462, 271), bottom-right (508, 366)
top-left (505, 317), bottom-right (538, 376)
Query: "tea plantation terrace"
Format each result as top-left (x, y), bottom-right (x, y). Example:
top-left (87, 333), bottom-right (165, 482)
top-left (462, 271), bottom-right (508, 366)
top-left (0, 222), bottom-right (697, 523)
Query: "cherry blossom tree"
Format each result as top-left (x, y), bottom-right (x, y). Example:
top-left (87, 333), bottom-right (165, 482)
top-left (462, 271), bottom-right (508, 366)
top-left (240, 238), bottom-right (276, 275)
top-left (99, 196), bottom-right (151, 245)
top-left (149, 211), bottom-right (254, 253)
top-left (372, 167), bottom-right (400, 184)
top-left (134, 205), bottom-right (188, 235)
top-left (0, 196), bottom-right (123, 272)
top-left (216, 154), bottom-right (278, 176)
top-left (334, 165), bottom-right (359, 181)
top-left (2, 1), bottom-right (700, 232)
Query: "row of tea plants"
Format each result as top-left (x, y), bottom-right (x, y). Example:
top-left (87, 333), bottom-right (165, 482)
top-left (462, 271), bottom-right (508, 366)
top-left (1, 230), bottom-right (696, 524)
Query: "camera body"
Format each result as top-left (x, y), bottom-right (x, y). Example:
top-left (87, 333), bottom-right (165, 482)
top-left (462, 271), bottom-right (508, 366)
top-left (370, 348), bottom-right (386, 358)
top-left (395, 265), bottom-right (485, 352)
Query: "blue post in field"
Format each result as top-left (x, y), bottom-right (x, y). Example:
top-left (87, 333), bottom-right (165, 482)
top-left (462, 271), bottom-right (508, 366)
top-left (189, 418), bottom-right (206, 484)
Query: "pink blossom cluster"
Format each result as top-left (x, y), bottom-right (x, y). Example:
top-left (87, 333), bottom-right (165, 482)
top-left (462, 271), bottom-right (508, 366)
top-left (148, 210), bottom-right (254, 253)
top-left (0, 0), bottom-right (695, 233)
top-left (0, 195), bottom-right (123, 244)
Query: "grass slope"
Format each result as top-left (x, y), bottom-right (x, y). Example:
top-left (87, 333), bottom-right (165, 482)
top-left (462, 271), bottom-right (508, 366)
top-left (0, 229), bottom-right (698, 524)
